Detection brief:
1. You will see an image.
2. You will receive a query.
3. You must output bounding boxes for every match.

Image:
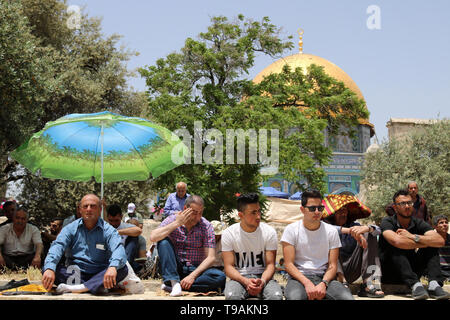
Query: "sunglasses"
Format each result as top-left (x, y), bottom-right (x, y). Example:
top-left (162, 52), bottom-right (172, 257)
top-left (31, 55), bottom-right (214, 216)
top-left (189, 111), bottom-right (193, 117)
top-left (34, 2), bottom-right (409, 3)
top-left (304, 205), bottom-right (325, 212)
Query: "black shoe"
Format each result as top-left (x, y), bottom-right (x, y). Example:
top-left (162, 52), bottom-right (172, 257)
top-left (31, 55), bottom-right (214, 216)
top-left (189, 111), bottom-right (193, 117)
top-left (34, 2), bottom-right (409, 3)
top-left (412, 285), bottom-right (430, 300)
top-left (0, 279), bottom-right (30, 291)
top-left (428, 286), bottom-right (450, 300)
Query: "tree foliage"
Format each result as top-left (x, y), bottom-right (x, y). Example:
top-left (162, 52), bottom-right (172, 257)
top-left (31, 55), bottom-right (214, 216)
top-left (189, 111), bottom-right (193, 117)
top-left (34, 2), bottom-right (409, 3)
top-left (1, 0), bottom-right (151, 225)
top-left (361, 119), bottom-right (450, 224)
top-left (139, 15), bottom-right (368, 220)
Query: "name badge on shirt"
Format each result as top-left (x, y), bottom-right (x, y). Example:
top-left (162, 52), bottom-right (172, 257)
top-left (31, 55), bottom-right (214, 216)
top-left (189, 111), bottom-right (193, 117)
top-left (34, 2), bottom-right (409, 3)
top-left (96, 244), bottom-right (105, 250)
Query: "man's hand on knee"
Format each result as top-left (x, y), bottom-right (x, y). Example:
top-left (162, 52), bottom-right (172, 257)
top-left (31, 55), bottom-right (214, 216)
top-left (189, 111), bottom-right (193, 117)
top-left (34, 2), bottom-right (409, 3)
top-left (42, 269), bottom-right (55, 291)
top-left (103, 267), bottom-right (118, 289)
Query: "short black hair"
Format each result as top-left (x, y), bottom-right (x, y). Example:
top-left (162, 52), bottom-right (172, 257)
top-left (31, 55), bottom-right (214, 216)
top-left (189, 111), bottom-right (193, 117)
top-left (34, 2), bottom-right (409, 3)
top-left (393, 189), bottom-right (410, 203)
top-left (301, 190), bottom-right (322, 206)
top-left (432, 214), bottom-right (448, 226)
top-left (237, 193), bottom-right (259, 212)
top-left (106, 204), bottom-right (122, 217)
top-left (2, 201), bottom-right (16, 210)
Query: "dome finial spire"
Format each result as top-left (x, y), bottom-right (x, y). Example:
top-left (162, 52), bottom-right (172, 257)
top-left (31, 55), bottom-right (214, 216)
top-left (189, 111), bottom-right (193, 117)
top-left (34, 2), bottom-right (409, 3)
top-left (297, 28), bottom-right (304, 54)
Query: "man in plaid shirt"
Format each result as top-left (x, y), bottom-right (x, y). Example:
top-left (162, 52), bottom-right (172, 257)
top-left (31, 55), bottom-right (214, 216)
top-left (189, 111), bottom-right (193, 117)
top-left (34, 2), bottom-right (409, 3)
top-left (150, 195), bottom-right (226, 296)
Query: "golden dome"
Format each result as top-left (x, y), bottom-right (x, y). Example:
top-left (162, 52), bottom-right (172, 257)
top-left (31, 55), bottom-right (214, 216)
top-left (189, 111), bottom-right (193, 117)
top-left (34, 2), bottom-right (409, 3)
top-left (254, 53), bottom-right (365, 100)
top-left (253, 53), bottom-right (374, 132)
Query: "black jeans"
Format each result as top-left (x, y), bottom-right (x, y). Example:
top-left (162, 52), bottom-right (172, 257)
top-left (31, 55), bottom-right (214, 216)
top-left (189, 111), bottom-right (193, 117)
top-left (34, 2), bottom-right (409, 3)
top-left (380, 246), bottom-right (444, 287)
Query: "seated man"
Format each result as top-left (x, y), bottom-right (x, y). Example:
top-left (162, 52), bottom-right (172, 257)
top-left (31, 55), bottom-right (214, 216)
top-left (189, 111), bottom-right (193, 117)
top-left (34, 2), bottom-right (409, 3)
top-left (106, 204), bottom-right (143, 273)
top-left (128, 218), bottom-right (148, 260)
top-left (281, 190), bottom-right (354, 300)
top-left (275, 258), bottom-right (287, 278)
top-left (41, 217), bottom-right (64, 258)
top-left (150, 195), bottom-right (226, 296)
top-left (385, 181), bottom-right (430, 224)
top-left (42, 194), bottom-right (128, 295)
top-left (432, 215), bottom-right (450, 281)
top-left (379, 189), bottom-right (449, 300)
top-left (222, 193), bottom-right (282, 300)
top-left (122, 203), bottom-right (144, 229)
top-left (322, 194), bottom-right (384, 298)
top-left (210, 220), bottom-right (225, 271)
top-left (0, 207), bottom-right (43, 270)
top-left (163, 181), bottom-right (190, 219)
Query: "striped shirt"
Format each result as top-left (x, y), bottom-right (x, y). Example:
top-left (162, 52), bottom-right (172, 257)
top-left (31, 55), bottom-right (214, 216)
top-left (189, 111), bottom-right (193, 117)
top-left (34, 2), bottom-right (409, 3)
top-left (159, 214), bottom-right (215, 267)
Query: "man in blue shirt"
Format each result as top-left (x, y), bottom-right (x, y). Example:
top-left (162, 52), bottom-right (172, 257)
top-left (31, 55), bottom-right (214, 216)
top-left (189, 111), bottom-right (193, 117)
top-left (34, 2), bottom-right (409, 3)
top-left (163, 181), bottom-right (190, 219)
top-left (42, 194), bottom-right (128, 295)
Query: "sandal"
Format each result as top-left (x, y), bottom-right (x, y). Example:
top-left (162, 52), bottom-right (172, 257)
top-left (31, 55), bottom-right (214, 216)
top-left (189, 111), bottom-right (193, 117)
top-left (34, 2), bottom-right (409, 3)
top-left (357, 283), bottom-right (385, 298)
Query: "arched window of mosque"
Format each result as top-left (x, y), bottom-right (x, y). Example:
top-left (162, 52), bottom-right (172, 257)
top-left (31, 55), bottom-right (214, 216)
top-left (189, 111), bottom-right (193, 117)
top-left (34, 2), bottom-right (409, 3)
top-left (329, 135), bottom-right (337, 150)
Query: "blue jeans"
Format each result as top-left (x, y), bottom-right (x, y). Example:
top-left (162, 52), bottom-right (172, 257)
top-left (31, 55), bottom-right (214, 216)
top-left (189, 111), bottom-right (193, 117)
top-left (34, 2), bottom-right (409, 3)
top-left (224, 274), bottom-right (283, 300)
top-left (53, 264), bottom-right (128, 295)
top-left (124, 236), bottom-right (141, 273)
top-left (157, 238), bottom-right (226, 292)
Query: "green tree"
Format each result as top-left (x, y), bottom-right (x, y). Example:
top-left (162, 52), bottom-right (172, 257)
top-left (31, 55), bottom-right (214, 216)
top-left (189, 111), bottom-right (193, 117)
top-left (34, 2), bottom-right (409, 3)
top-left (19, 175), bottom-right (155, 228)
top-left (0, 0), bottom-right (57, 194)
top-left (361, 119), bottom-right (450, 224)
top-left (139, 15), bottom-right (368, 220)
top-left (1, 0), bottom-right (152, 225)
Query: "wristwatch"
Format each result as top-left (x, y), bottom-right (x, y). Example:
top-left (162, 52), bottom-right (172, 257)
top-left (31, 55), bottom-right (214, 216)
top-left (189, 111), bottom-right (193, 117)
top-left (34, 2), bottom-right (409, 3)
top-left (413, 234), bottom-right (420, 243)
top-left (321, 280), bottom-right (329, 288)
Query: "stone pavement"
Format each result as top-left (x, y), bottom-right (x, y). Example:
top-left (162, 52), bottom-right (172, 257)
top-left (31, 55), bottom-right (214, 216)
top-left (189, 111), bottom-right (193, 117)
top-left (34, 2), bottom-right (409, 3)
top-left (0, 279), bottom-right (448, 301)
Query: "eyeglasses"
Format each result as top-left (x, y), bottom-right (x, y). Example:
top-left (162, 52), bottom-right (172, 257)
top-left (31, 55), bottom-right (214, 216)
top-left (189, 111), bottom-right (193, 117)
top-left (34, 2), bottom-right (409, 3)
top-left (395, 201), bottom-right (413, 207)
top-left (304, 205), bottom-right (325, 212)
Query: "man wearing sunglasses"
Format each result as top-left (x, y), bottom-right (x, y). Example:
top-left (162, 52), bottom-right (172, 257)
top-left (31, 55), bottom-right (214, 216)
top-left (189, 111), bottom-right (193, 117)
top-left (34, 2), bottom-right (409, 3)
top-left (378, 189), bottom-right (448, 300)
top-left (281, 190), bottom-right (354, 300)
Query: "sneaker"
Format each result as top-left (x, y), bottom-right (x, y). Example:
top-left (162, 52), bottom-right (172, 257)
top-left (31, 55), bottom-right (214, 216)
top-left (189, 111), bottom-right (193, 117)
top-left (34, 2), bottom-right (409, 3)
top-left (428, 286), bottom-right (450, 300)
top-left (412, 285), bottom-right (430, 300)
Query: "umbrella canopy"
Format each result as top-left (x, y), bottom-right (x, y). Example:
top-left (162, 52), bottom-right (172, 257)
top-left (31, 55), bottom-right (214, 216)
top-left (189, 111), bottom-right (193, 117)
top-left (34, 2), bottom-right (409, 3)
top-left (11, 111), bottom-right (187, 191)
top-left (289, 191), bottom-right (302, 200)
top-left (259, 186), bottom-right (290, 199)
top-left (321, 194), bottom-right (371, 223)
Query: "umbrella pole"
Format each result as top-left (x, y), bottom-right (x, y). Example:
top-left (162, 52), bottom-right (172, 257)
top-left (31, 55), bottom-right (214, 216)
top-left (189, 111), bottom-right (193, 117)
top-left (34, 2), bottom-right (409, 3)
top-left (101, 124), bottom-right (104, 219)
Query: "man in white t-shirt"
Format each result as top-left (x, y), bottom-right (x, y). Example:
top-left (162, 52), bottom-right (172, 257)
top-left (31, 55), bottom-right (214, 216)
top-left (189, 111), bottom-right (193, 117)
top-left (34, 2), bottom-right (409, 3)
top-left (281, 190), bottom-right (354, 300)
top-left (222, 193), bottom-right (283, 300)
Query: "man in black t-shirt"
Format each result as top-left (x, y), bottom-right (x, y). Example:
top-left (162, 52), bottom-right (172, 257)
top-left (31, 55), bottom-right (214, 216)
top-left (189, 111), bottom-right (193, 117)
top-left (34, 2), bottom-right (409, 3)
top-left (379, 189), bottom-right (449, 300)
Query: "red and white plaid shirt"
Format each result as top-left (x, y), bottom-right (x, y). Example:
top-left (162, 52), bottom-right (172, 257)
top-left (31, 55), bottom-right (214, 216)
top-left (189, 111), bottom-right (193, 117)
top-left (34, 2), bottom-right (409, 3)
top-left (159, 215), bottom-right (215, 266)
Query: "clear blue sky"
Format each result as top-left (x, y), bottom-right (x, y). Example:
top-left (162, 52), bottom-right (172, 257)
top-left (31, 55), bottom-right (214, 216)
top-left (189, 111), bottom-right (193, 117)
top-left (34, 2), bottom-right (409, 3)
top-left (68, 0), bottom-right (450, 141)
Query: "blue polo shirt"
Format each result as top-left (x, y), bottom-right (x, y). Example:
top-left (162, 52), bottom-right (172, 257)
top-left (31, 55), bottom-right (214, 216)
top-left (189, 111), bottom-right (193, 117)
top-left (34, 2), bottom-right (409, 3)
top-left (44, 218), bottom-right (127, 274)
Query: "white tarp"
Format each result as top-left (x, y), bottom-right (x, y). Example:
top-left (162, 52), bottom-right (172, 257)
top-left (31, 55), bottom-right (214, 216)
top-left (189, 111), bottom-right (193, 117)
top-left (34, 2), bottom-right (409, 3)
top-left (264, 197), bottom-right (303, 223)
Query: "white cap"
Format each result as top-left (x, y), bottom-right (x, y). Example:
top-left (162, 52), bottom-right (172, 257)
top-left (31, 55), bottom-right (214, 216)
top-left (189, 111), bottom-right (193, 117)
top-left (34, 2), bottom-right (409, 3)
top-left (127, 203), bottom-right (136, 213)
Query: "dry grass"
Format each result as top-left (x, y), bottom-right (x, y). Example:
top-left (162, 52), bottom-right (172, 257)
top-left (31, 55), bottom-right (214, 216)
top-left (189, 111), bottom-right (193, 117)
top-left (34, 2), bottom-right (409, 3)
top-left (0, 267), bottom-right (42, 282)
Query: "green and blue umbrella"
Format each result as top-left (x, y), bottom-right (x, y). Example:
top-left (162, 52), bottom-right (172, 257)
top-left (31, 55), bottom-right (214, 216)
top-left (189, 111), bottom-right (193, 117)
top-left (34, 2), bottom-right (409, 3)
top-left (11, 111), bottom-right (187, 201)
